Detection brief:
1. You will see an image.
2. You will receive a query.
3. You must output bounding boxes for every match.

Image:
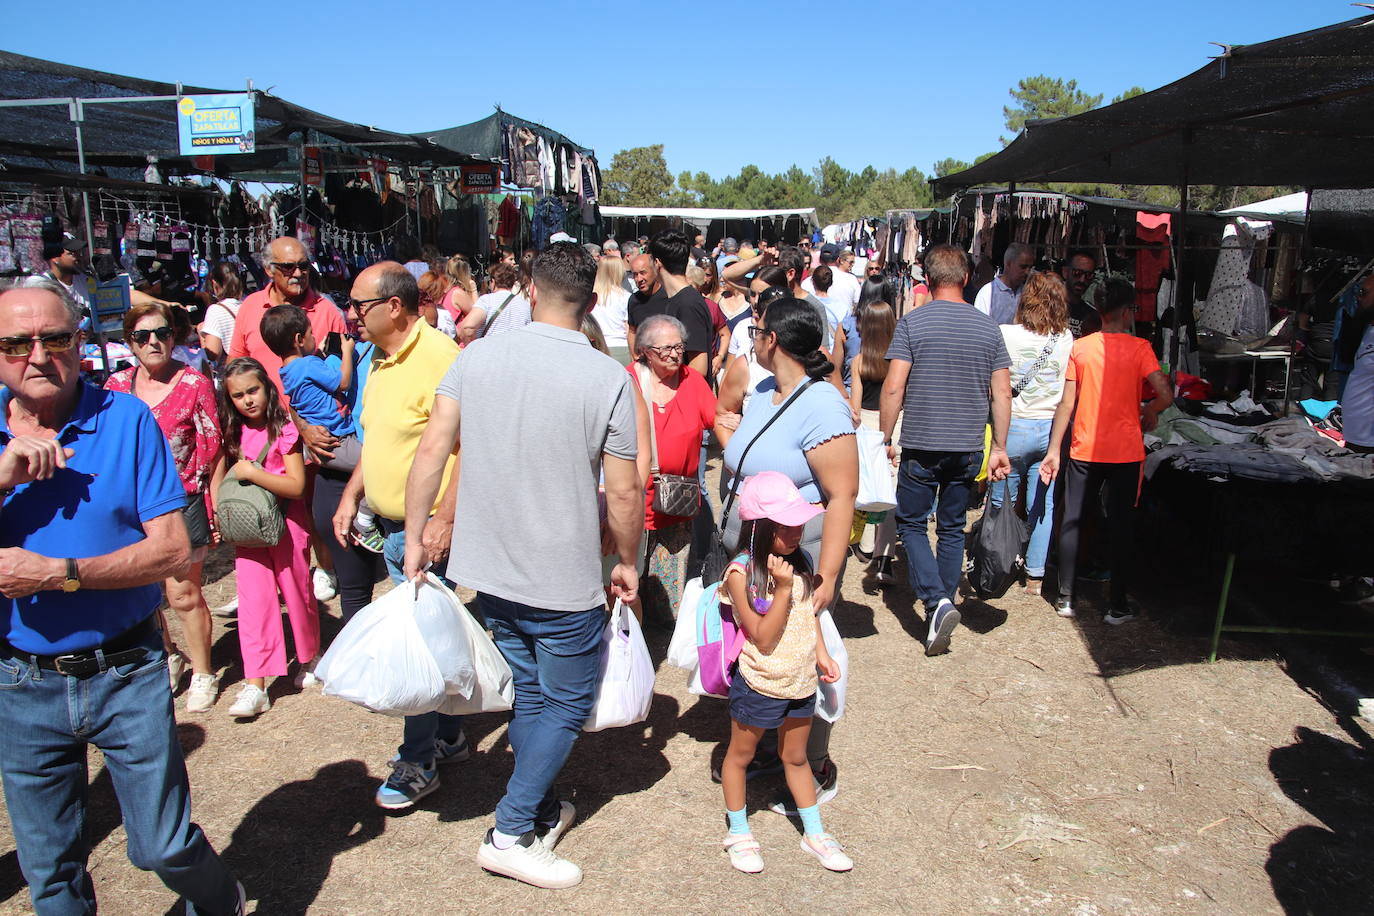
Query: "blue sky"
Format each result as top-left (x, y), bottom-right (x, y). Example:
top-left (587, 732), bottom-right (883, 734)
top-left (3, 1), bottom-right (1353, 181)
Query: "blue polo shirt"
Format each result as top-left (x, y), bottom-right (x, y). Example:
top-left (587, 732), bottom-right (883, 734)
top-left (0, 382), bottom-right (185, 654)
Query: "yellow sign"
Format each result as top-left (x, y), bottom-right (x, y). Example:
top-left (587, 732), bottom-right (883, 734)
top-left (178, 97), bottom-right (196, 116)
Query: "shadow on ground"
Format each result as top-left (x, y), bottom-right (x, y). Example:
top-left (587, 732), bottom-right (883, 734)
top-left (1266, 725), bottom-right (1374, 915)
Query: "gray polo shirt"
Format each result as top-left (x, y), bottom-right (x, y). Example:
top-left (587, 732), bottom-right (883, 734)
top-left (436, 322), bottom-right (638, 611)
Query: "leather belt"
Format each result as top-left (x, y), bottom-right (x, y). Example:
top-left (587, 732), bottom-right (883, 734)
top-left (8, 616), bottom-right (158, 678)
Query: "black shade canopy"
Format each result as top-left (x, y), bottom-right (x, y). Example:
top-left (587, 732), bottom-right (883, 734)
top-left (0, 50), bottom-right (485, 180)
top-left (932, 15), bottom-right (1374, 195)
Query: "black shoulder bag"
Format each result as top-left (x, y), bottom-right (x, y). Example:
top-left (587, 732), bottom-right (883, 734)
top-left (701, 378), bottom-right (817, 584)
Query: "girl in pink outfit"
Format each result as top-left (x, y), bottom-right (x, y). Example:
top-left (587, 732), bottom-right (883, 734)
top-left (210, 358), bottom-right (318, 719)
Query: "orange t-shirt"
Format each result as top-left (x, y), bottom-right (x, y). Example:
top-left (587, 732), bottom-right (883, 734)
top-left (1065, 332), bottom-right (1161, 463)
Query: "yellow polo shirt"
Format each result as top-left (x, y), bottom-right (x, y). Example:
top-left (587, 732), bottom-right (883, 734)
top-left (359, 320), bottom-right (460, 520)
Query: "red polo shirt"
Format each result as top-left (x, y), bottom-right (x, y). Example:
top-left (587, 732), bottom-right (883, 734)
top-left (229, 287), bottom-right (346, 396)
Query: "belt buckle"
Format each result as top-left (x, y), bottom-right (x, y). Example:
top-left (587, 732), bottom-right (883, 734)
top-left (53, 654), bottom-right (88, 677)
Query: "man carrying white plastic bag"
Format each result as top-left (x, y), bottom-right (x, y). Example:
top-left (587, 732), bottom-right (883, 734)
top-left (404, 242), bottom-right (643, 890)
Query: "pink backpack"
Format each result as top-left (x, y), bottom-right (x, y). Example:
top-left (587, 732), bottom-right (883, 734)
top-left (696, 587), bottom-right (746, 698)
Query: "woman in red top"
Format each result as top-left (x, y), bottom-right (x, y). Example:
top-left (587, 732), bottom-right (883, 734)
top-left (106, 302), bottom-right (223, 711)
top-left (629, 313), bottom-right (717, 621)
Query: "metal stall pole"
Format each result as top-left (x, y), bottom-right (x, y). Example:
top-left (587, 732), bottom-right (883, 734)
top-left (1168, 130), bottom-right (1193, 380)
top-left (70, 98), bottom-right (111, 378)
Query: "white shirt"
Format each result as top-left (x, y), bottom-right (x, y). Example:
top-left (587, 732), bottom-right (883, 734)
top-left (1000, 324), bottom-right (1073, 420)
top-left (201, 299), bottom-right (240, 346)
top-left (803, 268), bottom-right (860, 315)
top-left (591, 287), bottom-right (630, 346)
top-left (728, 317), bottom-right (755, 357)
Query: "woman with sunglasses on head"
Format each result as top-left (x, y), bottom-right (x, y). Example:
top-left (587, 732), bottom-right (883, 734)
top-left (628, 314), bottom-right (718, 623)
top-left (105, 302), bottom-right (223, 711)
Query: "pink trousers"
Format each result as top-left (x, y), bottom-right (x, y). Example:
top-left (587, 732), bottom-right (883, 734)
top-left (233, 502), bottom-right (319, 679)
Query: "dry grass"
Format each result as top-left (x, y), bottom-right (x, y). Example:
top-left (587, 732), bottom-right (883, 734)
top-left (0, 491), bottom-right (1367, 915)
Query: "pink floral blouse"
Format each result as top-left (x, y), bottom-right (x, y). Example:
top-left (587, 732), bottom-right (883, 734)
top-left (106, 365), bottom-right (222, 495)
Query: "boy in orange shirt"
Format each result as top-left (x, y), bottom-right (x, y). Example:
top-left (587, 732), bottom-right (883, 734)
top-left (1041, 280), bottom-right (1173, 623)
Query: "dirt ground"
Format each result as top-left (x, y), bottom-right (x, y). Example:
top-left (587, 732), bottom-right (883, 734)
top-left (1, 472), bottom-right (1372, 915)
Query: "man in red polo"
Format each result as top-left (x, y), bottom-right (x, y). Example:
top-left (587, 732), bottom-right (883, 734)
top-left (230, 236), bottom-right (349, 395)
top-left (231, 235), bottom-right (351, 601)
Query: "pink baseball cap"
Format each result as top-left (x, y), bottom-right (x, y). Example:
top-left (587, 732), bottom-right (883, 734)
top-left (738, 471), bottom-right (824, 527)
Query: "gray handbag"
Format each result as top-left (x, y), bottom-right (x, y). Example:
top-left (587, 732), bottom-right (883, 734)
top-left (216, 440), bottom-right (285, 548)
top-left (637, 364), bottom-right (702, 518)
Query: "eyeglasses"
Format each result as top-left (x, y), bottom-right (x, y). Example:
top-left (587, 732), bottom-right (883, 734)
top-left (345, 295), bottom-right (391, 318)
top-left (270, 260), bottom-right (312, 274)
top-left (1068, 268), bottom-right (1094, 279)
top-left (746, 326), bottom-right (773, 339)
top-left (0, 332), bottom-right (78, 358)
top-left (129, 326), bottom-right (175, 345)
top-left (646, 344), bottom-right (685, 357)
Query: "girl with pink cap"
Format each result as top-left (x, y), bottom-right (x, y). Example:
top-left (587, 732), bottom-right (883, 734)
top-left (717, 471), bottom-right (852, 874)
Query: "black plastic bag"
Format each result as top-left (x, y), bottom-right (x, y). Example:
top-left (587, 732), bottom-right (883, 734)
top-left (968, 495), bottom-right (1028, 600)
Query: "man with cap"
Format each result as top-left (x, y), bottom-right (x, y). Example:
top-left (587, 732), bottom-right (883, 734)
top-left (716, 237), bottom-right (741, 276)
top-left (42, 238), bottom-right (90, 319)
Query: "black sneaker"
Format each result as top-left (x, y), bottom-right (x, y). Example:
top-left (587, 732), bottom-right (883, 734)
top-left (849, 544), bottom-right (873, 563)
top-left (924, 599), bottom-right (960, 656)
top-left (767, 759), bottom-right (839, 815)
top-left (1103, 607), bottom-right (1138, 626)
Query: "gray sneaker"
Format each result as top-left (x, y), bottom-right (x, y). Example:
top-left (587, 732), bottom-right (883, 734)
top-left (1104, 607), bottom-right (1138, 626)
top-left (924, 599), bottom-right (960, 656)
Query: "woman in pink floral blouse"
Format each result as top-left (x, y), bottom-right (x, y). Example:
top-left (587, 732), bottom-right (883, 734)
top-left (106, 302), bottom-right (223, 711)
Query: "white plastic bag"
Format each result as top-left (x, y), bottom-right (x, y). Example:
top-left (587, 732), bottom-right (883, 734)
top-left (855, 428), bottom-right (897, 513)
top-left (434, 596), bottom-right (515, 716)
top-left (410, 575), bottom-right (477, 698)
top-left (316, 580), bottom-right (452, 717)
top-left (816, 609), bottom-right (849, 723)
top-left (584, 601), bottom-right (655, 731)
top-left (667, 577), bottom-right (704, 670)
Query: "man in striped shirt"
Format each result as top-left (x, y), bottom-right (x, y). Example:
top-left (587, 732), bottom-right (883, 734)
top-left (880, 244), bottom-right (1012, 657)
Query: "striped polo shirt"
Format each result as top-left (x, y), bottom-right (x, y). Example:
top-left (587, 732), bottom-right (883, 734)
top-left (885, 299), bottom-right (1010, 452)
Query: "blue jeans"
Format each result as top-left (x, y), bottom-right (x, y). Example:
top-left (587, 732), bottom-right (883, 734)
top-left (895, 449), bottom-right (983, 610)
top-left (0, 626), bottom-right (239, 915)
top-left (479, 593), bottom-right (606, 835)
top-left (381, 523), bottom-right (465, 764)
top-left (990, 418), bottom-right (1054, 577)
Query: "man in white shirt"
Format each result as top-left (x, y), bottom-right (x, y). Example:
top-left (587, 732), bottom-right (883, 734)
top-left (974, 243), bottom-right (1035, 325)
top-left (803, 244), bottom-right (860, 315)
top-left (42, 238), bottom-right (91, 316)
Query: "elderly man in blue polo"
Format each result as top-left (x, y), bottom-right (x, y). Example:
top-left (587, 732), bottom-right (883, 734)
top-left (0, 277), bottom-right (243, 916)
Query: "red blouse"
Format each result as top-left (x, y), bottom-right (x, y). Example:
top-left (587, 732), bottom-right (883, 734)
top-left (106, 365), bottom-right (222, 495)
top-left (627, 364), bottom-right (717, 530)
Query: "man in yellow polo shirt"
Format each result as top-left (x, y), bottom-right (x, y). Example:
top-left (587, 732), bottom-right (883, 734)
top-left (332, 261), bottom-right (464, 810)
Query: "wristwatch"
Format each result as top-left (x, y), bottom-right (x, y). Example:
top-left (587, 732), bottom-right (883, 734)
top-left (61, 558), bottom-right (81, 593)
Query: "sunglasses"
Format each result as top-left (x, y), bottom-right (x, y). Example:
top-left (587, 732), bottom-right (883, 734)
top-left (270, 260), bottom-right (312, 274)
top-left (0, 332), bottom-right (78, 358)
top-left (345, 295), bottom-right (391, 318)
top-left (129, 326), bottom-right (175, 345)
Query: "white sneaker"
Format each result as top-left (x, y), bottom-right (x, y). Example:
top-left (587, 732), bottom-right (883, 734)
top-left (312, 568), bottom-right (338, 602)
top-left (476, 829), bottom-right (582, 889)
top-left (227, 684), bottom-right (270, 719)
top-left (167, 652), bottom-right (188, 692)
top-left (185, 673), bottom-right (220, 712)
top-left (536, 801), bottom-right (575, 850)
top-left (213, 597), bottom-right (239, 618)
top-left (293, 659), bottom-right (320, 689)
top-left (801, 833), bottom-right (853, 871)
top-left (723, 833), bottom-right (764, 873)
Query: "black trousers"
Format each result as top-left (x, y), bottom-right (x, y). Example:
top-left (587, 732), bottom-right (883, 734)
top-left (311, 468), bottom-right (380, 620)
top-left (1057, 458), bottom-right (1140, 608)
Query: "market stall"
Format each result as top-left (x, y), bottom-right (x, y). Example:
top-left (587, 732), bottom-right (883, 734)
top-left (930, 12), bottom-right (1374, 657)
top-left (599, 206), bottom-right (818, 248)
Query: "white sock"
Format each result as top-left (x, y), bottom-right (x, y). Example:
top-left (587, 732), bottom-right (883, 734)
top-left (491, 829), bottom-right (521, 850)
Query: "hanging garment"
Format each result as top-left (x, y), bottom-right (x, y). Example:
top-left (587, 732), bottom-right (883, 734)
top-left (531, 196), bottom-right (566, 250)
top-left (1198, 218), bottom-right (1273, 336)
top-left (1134, 212), bottom-right (1172, 323)
top-left (497, 195), bottom-right (521, 241)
